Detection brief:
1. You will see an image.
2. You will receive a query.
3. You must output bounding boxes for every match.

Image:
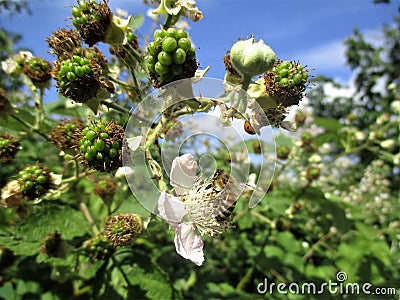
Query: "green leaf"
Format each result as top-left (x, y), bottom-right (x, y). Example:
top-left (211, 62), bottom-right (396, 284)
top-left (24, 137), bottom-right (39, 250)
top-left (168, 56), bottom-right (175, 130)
top-left (275, 134), bottom-right (293, 147)
top-left (0, 108), bottom-right (35, 131)
top-left (313, 117), bottom-right (344, 132)
top-left (15, 204), bottom-right (91, 241)
top-left (0, 282), bottom-right (15, 300)
top-left (127, 264), bottom-right (173, 300)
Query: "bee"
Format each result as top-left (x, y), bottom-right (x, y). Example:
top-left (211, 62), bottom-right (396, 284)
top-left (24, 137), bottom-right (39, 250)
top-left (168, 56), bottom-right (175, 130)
top-left (209, 169), bottom-right (241, 222)
top-left (244, 120), bottom-right (256, 135)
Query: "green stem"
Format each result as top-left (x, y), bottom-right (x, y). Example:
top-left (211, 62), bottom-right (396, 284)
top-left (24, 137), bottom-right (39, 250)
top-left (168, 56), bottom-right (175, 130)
top-left (101, 100), bottom-right (131, 115)
top-left (10, 114), bottom-right (49, 141)
top-left (241, 74), bottom-right (252, 92)
top-left (80, 201), bottom-right (99, 235)
top-left (115, 49), bottom-right (143, 102)
top-left (123, 43), bottom-right (144, 64)
top-left (108, 76), bottom-right (136, 90)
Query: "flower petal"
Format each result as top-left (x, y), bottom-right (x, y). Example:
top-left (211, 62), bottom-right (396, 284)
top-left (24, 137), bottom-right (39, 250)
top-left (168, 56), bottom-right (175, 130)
top-left (174, 222), bottom-right (204, 266)
top-left (158, 191), bottom-right (187, 225)
top-left (170, 153), bottom-right (198, 195)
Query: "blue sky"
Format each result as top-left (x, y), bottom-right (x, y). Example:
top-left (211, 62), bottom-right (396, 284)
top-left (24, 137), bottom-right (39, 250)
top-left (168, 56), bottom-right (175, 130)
top-left (1, 0), bottom-right (398, 102)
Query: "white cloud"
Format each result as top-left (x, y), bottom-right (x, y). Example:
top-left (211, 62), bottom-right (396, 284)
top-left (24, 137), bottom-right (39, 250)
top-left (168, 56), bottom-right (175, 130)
top-left (297, 39), bottom-right (347, 73)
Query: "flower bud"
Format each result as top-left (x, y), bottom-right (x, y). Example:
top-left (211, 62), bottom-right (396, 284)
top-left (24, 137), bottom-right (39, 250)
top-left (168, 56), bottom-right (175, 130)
top-left (230, 37), bottom-right (276, 77)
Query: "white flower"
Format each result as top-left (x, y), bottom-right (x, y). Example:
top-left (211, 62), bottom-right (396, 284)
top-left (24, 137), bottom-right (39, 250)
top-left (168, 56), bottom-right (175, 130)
top-left (157, 154), bottom-right (230, 266)
top-left (153, 0), bottom-right (203, 22)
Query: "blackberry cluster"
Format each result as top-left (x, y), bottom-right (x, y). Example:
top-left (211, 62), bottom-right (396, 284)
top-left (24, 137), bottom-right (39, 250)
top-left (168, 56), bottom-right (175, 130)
top-left (77, 121), bottom-right (124, 172)
top-left (0, 133), bottom-right (20, 163)
top-left (146, 28), bottom-right (197, 87)
top-left (71, 0), bottom-right (112, 46)
top-left (83, 234), bottom-right (115, 261)
top-left (54, 53), bottom-right (103, 103)
top-left (264, 59), bottom-right (310, 107)
top-left (50, 119), bottom-right (84, 153)
top-left (17, 163), bottom-right (53, 199)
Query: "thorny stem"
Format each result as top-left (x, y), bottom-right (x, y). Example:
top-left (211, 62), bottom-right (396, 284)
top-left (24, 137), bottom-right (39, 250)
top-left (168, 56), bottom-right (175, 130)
top-left (115, 48), bottom-right (144, 101)
top-left (80, 201), bottom-right (99, 235)
top-left (10, 114), bottom-right (49, 141)
top-left (63, 169), bottom-right (96, 184)
top-left (34, 87), bottom-right (45, 128)
top-left (224, 75), bottom-right (252, 120)
top-left (303, 231), bottom-right (335, 261)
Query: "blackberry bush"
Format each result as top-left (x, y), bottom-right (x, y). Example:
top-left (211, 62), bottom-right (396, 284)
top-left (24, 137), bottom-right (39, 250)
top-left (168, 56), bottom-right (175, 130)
top-left (77, 120), bottom-right (124, 172)
top-left (146, 27), bottom-right (198, 87)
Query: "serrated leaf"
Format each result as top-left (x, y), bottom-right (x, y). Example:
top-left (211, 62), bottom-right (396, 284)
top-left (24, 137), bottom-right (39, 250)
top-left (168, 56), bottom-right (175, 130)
top-left (0, 236), bottom-right (41, 256)
top-left (128, 264), bottom-right (173, 300)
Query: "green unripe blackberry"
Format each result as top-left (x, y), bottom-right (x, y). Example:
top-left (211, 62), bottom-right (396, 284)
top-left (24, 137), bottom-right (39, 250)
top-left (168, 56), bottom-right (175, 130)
top-left (53, 50), bottom-right (107, 103)
top-left (264, 58), bottom-right (311, 107)
top-left (77, 120), bottom-right (125, 172)
top-left (300, 131), bottom-right (313, 145)
top-left (83, 234), bottom-right (115, 261)
top-left (71, 0), bottom-right (113, 46)
top-left (17, 163), bottom-right (53, 200)
top-left (94, 177), bottom-right (117, 204)
top-left (0, 133), bottom-right (20, 163)
top-left (50, 119), bottom-right (84, 153)
top-left (105, 213), bottom-right (143, 247)
top-left (306, 166), bottom-right (320, 181)
top-left (22, 57), bottom-right (52, 88)
top-left (276, 145), bottom-right (291, 160)
top-left (146, 27), bottom-right (198, 88)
